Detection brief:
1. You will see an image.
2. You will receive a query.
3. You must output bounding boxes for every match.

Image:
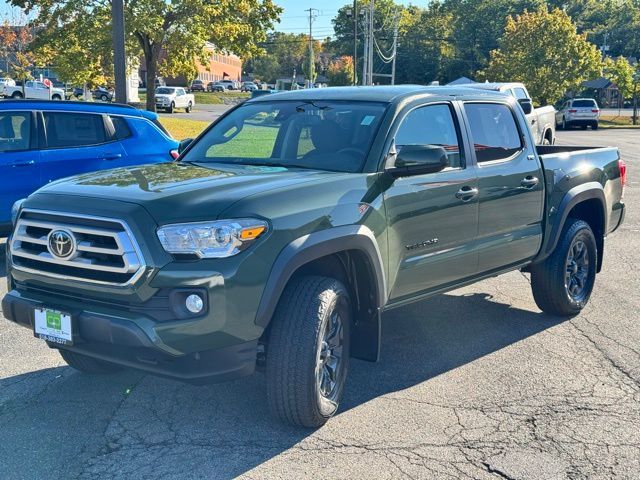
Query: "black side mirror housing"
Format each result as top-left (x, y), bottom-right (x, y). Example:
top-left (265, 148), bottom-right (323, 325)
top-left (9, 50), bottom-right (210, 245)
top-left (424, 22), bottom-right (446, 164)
top-left (518, 98), bottom-right (533, 115)
top-left (386, 145), bottom-right (448, 177)
top-left (178, 138), bottom-right (193, 154)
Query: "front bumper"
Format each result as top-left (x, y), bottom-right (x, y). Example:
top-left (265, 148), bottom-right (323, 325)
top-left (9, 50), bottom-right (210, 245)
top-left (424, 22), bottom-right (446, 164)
top-left (2, 290), bottom-right (258, 384)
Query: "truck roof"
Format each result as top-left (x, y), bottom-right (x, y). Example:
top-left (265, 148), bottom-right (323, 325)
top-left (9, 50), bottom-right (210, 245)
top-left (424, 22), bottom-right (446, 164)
top-left (247, 85), bottom-right (509, 104)
top-left (0, 99), bottom-right (159, 121)
top-left (462, 82), bottom-right (525, 91)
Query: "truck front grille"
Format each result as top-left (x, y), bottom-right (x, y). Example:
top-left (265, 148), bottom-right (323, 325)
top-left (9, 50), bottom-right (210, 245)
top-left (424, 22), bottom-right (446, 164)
top-left (10, 210), bottom-right (145, 286)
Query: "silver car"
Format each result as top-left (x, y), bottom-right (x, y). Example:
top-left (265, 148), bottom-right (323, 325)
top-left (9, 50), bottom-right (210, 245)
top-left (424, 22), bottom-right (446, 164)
top-left (556, 98), bottom-right (600, 130)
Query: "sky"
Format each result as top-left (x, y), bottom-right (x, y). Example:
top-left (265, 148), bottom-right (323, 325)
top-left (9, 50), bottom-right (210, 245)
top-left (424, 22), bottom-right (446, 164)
top-left (1, 0), bottom-right (423, 36)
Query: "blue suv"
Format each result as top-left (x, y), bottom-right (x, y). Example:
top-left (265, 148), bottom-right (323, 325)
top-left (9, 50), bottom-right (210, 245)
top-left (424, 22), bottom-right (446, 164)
top-left (0, 100), bottom-right (179, 234)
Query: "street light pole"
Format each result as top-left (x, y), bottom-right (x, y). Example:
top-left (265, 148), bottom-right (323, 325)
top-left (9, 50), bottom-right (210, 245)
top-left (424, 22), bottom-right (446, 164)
top-left (112, 0), bottom-right (127, 103)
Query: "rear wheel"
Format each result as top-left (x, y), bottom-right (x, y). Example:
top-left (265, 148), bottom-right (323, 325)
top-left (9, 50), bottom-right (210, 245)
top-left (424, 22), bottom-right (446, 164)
top-left (51, 94), bottom-right (62, 100)
top-left (592, 122), bottom-right (599, 130)
top-left (531, 219), bottom-right (597, 316)
top-left (11, 91), bottom-right (23, 99)
top-left (562, 117), bottom-right (567, 130)
top-left (59, 350), bottom-right (123, 374)
top-left (186, 102), bottom-right (192, 113)
top-left (100, 94), bottom-right (108, 101)
top-left (168, 101), bottom-right (174, 114)
top-left (266, 275), bottom-right (351, 427)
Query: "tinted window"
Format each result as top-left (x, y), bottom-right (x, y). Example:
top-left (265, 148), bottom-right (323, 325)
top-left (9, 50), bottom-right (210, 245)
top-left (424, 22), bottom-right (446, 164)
top-left (110, 116), bottom-right (132, 140)
top-left (44, 112), bottom-right (106, 148)
top-left (0, 112), bottom-right (31, 152)
top-left (572, 99), bottom-right (597, 108)
top-left (464, 103), bottom-right (522, 163)
top-left (156, 87), bottom-right (174, 95)
top-left (513, 87), bottom-right (528, 100)
top-left (395, 104), bottom-right (461, 168)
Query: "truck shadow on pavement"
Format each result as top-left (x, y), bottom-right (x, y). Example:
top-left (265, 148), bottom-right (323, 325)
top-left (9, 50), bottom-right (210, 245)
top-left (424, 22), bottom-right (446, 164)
top-left (0, 288), bottom-right (566, 479)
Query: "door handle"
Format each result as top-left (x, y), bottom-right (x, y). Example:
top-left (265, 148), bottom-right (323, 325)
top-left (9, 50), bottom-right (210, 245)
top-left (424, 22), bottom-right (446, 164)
top-left (10, 160), bottom-right (35, 167)
top-left (521, 176), bottom-right (539, 188)
top-left (455, 186), bottom-right (479, 201)
top-left (103, 153), bottom-right (122, 160)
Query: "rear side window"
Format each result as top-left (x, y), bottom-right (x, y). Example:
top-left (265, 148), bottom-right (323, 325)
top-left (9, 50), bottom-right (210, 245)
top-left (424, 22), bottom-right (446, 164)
top-left (44, 112), bottom-right (107, 148)
top-left (110, 116), bottom-right (132, 140)
top-left (395, 104), bottom-right (462, 168)
top-left (463, 103), bottom-right (522, 163)
top-left (572, 99), bottom-right (597, 108)
top-left (0, 111), bottom-right (32, 152)
top-left (512, 87), bottom-right (528, 100)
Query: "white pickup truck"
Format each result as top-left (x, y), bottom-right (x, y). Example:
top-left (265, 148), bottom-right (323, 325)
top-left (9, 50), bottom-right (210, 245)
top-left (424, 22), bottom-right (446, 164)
top-left (3, 80), bottom-right (65, 100)
top-left (154, 86), bottom-right (195, 113)
top-left (465, 82), bottom-right (556, 145)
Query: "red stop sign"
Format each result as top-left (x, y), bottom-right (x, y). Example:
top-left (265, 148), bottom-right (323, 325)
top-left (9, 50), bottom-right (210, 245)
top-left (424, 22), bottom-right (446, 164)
top-left (43, 79), bottom-right (52, 88)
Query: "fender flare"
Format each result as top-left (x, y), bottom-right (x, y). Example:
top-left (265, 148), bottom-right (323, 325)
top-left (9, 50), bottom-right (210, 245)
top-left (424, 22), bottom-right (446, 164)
top-left (254, 225), bottom-right (386, 329)
top-left (535, 182), bottom-right (606, 263)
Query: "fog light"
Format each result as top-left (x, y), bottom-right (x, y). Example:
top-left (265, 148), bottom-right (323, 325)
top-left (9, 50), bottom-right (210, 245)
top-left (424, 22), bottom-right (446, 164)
top-left (185, 294), bottom-right (204, 314)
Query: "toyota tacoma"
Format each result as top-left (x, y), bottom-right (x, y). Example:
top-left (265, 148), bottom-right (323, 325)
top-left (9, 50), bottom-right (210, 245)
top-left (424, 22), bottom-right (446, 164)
top-left (3, 86), bottom-right (626, 427)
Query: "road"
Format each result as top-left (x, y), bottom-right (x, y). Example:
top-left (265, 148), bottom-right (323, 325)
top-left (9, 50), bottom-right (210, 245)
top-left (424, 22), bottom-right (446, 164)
top-left (157, 103), bottom-right (231, 123)
top-left (0, 129), bottom-right (638, 479)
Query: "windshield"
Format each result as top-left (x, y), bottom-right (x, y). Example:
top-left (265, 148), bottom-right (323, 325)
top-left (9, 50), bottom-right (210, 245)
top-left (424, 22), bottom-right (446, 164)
top-left (572, 99), bottom-right (597, 108)
top-left (157, 87), bottom-right (175, 94)
top-left (182, 100), bottom-right (386, 173)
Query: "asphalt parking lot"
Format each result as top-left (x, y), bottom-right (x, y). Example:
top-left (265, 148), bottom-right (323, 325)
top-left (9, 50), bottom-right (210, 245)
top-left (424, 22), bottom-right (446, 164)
top-left (0, 129), bottom-right (638, 479)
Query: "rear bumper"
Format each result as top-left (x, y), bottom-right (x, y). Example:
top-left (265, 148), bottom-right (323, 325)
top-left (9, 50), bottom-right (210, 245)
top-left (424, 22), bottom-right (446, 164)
top-left (566, 118), bottom-right (598, 126)
top-left (2, 291), bottom-right (258, 384)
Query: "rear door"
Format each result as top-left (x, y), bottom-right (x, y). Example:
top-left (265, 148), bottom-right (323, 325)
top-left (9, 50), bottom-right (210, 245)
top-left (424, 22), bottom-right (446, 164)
top-left (384, 101), bottom-right (479, 301)
top-left (0, 110), bottom-right (40, 224)
top-left (462, 101), bottom-right (544, 272)
top-left (38, 110), bottom-right (126, 185)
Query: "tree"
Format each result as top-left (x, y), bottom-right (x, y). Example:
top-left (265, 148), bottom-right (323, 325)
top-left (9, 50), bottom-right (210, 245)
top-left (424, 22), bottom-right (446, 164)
top-left (12, 0), bottom-right (281, 110)
top-left (479, 8), bottom-right (602, 105)
top-left (326, 55), bottom-right (354, 86)
top-left (603, 56), bottom-right (634, 100)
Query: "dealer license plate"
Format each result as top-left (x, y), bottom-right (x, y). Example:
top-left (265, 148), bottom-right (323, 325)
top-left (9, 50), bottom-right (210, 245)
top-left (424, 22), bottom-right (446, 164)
top-left (34, 308), bottom-right (73, 346)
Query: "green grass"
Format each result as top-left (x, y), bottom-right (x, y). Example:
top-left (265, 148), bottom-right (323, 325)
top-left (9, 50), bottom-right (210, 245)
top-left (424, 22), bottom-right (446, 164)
top-left (207, 124), bottom-right (278, 157)
top-left (599, 115), bottom-right (640, 128)
top-left (138, 91), bottom-right (249, 105)
top-left (158, 117), bottom-right (209, 140)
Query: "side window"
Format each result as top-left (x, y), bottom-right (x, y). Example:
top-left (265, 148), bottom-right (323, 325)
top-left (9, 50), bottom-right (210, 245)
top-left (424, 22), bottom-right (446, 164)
top-left (463, 103), bottom-right (522, 163)
top-left (513, 87), bottom-right (528, 100)
top-left (0, 111), bottom-right (32, 152)
top-left (395, 103), bottom-right (462, 169)
top-left (110, 116), bottom-right (132, 140)
top-left (44, 112), bottom-right (107, 148)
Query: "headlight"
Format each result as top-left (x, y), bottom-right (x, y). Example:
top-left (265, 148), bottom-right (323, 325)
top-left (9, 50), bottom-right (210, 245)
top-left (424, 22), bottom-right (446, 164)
top-left (157, 219), bottom-right (268, 258)
top-left (11, 199), bottom-right (25, 226)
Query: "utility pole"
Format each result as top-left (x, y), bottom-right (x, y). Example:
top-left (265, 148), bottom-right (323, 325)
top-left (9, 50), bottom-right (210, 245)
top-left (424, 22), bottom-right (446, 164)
top-left (390, 13), bottom-right (399, 85)
top-left (111, 0), bottom-right (127, 103)
top-left (361, 6), bottom-right (368, 86)
top-left (305, 8), bottom-right (319, 88)
top-left (353, 0), bottom-right (358, 85)
top-left (367, 0), bottom-right (374, 85)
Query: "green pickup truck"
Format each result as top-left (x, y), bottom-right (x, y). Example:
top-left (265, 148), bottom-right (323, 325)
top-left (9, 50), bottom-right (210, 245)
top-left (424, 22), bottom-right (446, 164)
top-left (3, 86), bottom-right (626, 427)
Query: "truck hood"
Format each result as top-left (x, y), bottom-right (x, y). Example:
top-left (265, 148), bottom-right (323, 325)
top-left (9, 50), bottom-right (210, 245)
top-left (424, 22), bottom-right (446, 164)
top-left (33, 162), bottom-right (343, 223)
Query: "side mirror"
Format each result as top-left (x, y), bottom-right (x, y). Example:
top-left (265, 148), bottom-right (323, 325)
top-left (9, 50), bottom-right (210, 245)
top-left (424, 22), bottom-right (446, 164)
top-left (386, 145), bottom-right (448, 177)
top-left (518, 98), bottom-right (533, 115)
top-left (178, 138), bottom-right (193, 154)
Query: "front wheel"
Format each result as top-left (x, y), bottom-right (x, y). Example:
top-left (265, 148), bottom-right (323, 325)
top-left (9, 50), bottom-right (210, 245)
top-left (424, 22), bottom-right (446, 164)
top-left (185, 102), bottom-right (192, 113)
top-left (168, 101), bottom-right (174, 114)
top-left (266, 276), bottom-right (351, 428)
top-left (531, 219), bottom-right (597, 316)
top-left (11, 92), bottom-right (23, 99)
top-left (592, 122), bottom-right (599, 130)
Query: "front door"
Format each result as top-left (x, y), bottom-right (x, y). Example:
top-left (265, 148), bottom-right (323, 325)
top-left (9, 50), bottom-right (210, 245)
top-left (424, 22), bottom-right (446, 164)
top-left (462, 102), bottom-right (545, 272)
top-left (0, 110), bottom-right (40, 226)
top-left (384, 102), bottom-right (479, 301)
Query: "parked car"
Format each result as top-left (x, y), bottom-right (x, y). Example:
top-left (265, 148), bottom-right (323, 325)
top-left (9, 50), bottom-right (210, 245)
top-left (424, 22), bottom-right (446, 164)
top-left (73, 86), bottom-right (114, 102)
top-left (556, 98), bottom-right (600, 130)
top-left (0, 99), bottom-right (179, 234)
top-left (240, 81), bottom-right (258, 92)
top-left (0, 77), bottom-right (16, 88)
top-left (464, 82), bottom-right (556, 145)
top-left (2, 86), bottom-right (626, 427)
top-left (154, 86), bottom-right (195, 113)
top-left (207, 81), bottom-right (225, 92)
top-left (219, 79), bottom-right (237, 90)
top-left (190, 79), bottom-right (205, 92)
top-left (3, 80), bottom-right (65, 100)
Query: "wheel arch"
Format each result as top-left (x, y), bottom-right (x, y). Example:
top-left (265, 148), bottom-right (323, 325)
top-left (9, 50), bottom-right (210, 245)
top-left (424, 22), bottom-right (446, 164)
top-left (535, 182), bottom-right (606, 272)
top-left (256, 225), bottom-right (386, 362)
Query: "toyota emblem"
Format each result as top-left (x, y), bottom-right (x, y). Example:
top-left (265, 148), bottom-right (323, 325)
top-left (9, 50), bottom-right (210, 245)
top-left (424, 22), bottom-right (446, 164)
top-left (47, 230), bottom-right (76, 259)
